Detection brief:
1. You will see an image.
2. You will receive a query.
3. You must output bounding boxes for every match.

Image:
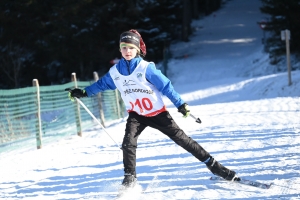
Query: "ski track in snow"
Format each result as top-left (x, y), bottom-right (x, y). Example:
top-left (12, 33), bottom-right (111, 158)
top-left (0, 97), bottom-right (299, 199)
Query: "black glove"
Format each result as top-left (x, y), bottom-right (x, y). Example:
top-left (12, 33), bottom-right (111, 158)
top-left (67, 88), bottom-right (87, 101)
top-left (178, 103), bottom-right (190, 118)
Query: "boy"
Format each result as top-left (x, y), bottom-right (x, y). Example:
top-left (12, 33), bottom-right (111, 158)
top-left (68, 29), bottom-right (239, 187)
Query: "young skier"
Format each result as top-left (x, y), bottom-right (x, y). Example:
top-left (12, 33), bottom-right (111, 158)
top-left (68, 29), bottom-right (239, 187)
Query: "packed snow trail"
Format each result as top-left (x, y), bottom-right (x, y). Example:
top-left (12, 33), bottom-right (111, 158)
top-left (1, 0), bottom-right (300, 199)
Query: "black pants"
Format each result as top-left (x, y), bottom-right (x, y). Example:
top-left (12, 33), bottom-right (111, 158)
top-left (122, 111), bottom-right (211, 176)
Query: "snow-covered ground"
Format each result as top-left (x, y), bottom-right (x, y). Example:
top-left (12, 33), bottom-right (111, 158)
top-left (1, 0), bottom-right (300, 199)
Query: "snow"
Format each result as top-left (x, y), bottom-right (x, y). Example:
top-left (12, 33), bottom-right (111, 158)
top-left (1, 0), bottom-right (300, 199)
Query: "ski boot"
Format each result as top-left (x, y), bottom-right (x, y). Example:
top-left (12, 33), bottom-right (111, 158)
top-left (121, 173), bottom-right (137, 188)
top-left (205, 156), bottom-right (240, 181)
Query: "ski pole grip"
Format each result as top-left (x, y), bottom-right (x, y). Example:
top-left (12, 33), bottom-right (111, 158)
top-left (190, 114), bottom-right (202, 124)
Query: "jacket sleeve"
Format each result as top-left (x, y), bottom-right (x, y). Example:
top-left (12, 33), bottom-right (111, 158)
top-left (146, 63), bottom-right (184, 108)
top-left (84, 72), bottom-right (117, 97)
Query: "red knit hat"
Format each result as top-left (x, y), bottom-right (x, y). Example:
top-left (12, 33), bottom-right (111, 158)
top-left (119, 29), bottom-right (146, 57)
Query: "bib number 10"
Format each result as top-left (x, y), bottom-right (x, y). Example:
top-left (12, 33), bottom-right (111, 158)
top-left (129, 98), bottom-right (153, 113)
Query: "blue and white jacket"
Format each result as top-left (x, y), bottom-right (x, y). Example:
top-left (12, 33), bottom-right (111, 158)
top-left (84, 57), bottom-right (184, 108)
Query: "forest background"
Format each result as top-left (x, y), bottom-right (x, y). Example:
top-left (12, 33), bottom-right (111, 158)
top-left (0, 0), bottom-right (300, 89)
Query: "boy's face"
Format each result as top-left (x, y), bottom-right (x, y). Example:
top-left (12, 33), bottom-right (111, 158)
top-left (120, 45), bottom-right (138, 60)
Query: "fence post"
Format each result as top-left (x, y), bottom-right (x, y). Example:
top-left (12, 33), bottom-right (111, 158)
top-left (32, 79), bottom-right (42, 149)
top-left (115, 90), bottom-right (121, 119)
top-left (71, 73), bottom-right (82, 137)
top-left (93, 72), bottom-right (106, 127)
top-left (285, 30), bottom-right (292, 86)
top-left (281, 29), bottom-right (292, 86)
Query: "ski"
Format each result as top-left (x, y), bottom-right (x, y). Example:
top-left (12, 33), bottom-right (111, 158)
top-left (210, 176), bottom-right (272, 189)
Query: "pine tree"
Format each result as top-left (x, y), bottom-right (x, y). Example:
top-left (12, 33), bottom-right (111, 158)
top-left (260, 0), bottom-right (300, 65)
top-left (0, 0), bottom-right (223, 88)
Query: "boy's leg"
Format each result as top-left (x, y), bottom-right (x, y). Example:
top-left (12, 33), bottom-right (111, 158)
top-left (142, 111), bottom-right (211, 162)
top-left (122, 112), bottom-right (146, 179)
top-left (141, 111), bottom-right (237, 180)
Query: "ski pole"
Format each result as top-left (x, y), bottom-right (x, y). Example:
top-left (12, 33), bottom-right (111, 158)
top-left (74, 97), bottom-right (122, 150)
top-left (190, 113), bottom-right (202, 124)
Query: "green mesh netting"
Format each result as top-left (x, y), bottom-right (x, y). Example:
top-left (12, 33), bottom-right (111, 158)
top-left (0, 81), bottom-right (125, 152)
